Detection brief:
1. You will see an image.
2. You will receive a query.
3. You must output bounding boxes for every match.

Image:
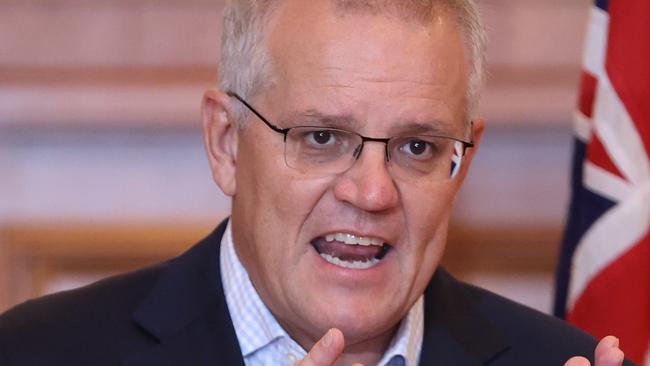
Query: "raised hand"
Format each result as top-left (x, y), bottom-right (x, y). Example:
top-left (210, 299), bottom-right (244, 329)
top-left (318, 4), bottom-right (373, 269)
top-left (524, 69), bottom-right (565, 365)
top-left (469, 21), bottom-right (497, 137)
top-left (294, 328), bottom-right (364, 366)
top-left (564, 336), bottom-right (625, 366)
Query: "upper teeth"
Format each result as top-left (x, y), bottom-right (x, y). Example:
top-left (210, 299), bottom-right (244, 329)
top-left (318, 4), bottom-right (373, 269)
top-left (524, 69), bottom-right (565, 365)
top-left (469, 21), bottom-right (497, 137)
top-left (325, 233), bottom-right (383, 246)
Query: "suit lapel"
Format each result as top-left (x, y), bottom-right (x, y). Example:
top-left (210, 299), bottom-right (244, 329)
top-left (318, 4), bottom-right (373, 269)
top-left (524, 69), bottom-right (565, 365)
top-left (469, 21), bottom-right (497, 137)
top-left (122, 220), bottom-right (245, 366)
top-left (419, 269), bottom-right (509, 365)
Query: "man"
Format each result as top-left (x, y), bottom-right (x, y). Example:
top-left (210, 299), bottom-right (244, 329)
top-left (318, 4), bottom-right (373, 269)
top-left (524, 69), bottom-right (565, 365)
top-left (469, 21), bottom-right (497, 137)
top-left (0, 0), bottom-right (631, 365)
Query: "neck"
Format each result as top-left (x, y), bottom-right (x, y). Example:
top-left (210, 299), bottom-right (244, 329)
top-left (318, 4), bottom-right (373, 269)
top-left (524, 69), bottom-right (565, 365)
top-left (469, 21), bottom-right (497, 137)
top-left (335, 332), bottom-right (396, 366)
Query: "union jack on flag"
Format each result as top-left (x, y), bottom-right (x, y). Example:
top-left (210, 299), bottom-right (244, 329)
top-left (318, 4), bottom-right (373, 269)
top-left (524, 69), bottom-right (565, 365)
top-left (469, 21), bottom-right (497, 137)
top-left (553, 0), bottom-right (650, 365)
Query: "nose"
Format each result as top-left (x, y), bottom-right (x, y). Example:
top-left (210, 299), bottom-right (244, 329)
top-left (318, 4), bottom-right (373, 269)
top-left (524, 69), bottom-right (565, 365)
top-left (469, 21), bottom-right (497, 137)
top-left (333, 142), bottom-right (399, 212)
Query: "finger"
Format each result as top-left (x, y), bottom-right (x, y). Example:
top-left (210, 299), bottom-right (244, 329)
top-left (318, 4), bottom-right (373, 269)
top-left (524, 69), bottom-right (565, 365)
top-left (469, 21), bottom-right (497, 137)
top-left (295, 328), bottom-right (345, 366)
top-left (595, 336), bottom-right (625, 366)
top-left (564, 356), bottom-right (591, 366)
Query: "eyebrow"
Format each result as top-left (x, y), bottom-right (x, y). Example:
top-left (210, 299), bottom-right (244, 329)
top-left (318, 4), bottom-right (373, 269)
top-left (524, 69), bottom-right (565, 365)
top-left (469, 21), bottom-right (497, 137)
top-left (389, 121), bottom-right (458, 137)
top-left (281, 109), bottom-right (458, 137)
top-left (281, 109), bottom-right (361, 129)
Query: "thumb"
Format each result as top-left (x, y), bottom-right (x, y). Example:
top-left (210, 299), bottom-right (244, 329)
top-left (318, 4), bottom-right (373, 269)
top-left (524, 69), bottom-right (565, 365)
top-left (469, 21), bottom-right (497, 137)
top-left (295, 328), bottom-right (345, 366)
top-left (595, 336), bottom-right (625, 366)
top-left (564, 356), bottom-right (591, 366)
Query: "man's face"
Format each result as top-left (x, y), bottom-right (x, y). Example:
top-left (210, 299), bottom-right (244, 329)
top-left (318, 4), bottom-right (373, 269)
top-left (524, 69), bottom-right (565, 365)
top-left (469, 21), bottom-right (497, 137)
top-left (208, 0), bottom-right (482, 350)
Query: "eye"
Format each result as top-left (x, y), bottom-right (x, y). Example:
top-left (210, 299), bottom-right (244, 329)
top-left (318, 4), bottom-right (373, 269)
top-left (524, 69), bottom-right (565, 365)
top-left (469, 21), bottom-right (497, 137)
top-left (405, 140), bottom-right (428, 155)
top-left (289, 127), bottom-right (355, 155)
top-left (308, 130), bottom-right (335, 145)
top-left (399, 138), bottom-right (433, 158)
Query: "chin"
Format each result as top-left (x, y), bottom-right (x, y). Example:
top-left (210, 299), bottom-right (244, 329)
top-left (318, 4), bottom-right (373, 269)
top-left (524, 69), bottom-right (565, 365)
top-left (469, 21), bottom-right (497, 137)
top-left (307, 293), bottom-right (406, 344)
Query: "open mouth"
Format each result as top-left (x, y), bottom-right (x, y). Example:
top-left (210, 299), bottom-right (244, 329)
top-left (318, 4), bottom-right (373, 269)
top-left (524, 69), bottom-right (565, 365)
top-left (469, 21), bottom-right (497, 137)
top-left (311, 233), bottom-right (391, 269)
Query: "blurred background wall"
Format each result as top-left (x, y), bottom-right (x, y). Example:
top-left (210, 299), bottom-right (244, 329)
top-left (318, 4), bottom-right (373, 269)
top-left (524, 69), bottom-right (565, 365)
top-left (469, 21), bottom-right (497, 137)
top-left (0, 0), bottom-right (591, 313)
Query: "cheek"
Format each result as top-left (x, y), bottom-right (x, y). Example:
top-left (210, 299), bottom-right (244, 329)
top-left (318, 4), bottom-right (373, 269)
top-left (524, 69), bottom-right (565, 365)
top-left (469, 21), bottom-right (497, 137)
top-left (399, 183), bottom-right (456, 278)
top-left (234, 132), bottom-right (333, 244)
top-left (403, 183), bottom-right (456, 234)
top-left (235, 133), bottom-right (285, 205)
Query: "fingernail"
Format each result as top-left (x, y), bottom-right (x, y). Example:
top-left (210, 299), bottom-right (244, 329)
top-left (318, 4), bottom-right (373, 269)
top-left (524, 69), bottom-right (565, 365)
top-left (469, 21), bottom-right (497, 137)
top-left (322, 329), bottom-right (333, 347)
top-left (613, 337), bottom-right (619, 347)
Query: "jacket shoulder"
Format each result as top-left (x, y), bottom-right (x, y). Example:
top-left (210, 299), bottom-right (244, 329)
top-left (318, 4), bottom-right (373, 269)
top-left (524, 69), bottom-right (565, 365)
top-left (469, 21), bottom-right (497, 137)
top-left (462, 281), bottom-right (599, 364)
top-left (0, 261), bottom-right (167, 364)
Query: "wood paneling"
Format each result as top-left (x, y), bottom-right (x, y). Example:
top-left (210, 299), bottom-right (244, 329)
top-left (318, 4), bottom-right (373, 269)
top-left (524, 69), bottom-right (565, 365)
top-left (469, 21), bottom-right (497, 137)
top-left (0, 0), bottom-right (583, 315)
top-left (0, 0), bottom-right (591, 128)
top-left (0, 221), bottom-right (561, 312)
top-left (0, 66), bottom-right (217, 128)
top-left (444, 224), bottom-right (562, 274)
top-left (0, 222), bottom-right (215, 311)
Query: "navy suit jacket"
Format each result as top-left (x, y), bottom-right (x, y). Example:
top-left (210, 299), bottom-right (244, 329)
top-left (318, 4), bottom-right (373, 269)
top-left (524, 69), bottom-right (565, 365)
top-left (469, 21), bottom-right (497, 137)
top-left (0, 220), bottom-right (634, 365)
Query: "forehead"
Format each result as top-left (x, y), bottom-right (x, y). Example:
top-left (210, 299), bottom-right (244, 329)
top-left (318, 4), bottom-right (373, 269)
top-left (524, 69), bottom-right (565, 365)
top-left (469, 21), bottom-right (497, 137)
top-left (264, 0), bottom-right (469, 133)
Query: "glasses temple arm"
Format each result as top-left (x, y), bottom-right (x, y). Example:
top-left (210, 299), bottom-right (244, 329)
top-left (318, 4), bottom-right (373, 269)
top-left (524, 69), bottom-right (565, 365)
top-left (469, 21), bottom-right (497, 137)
top-left (226, 91), bottom-right (289, 134)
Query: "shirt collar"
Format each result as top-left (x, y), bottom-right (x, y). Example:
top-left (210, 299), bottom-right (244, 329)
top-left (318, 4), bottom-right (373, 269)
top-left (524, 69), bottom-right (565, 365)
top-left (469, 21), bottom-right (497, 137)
top-left (220, 221), bottom-right (423, 365)
top-left (220, 221), bottom-right (294, 357)
top-left (377, 295), bottom-right (423, 366)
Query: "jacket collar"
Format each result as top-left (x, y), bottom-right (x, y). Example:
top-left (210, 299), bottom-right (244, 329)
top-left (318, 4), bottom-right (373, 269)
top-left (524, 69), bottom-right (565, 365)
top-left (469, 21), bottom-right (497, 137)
top-left (419, 268), bottom-right (510, 365)
top-left (123, 219), bottom-right (244, 366)
top-left (124, 219), bottom-right (508, 366)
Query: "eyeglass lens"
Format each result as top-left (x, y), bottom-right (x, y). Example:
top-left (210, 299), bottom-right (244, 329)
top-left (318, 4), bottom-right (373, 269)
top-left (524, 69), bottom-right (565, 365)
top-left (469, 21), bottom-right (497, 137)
top-left (283, 127), bottom-right (466, 180)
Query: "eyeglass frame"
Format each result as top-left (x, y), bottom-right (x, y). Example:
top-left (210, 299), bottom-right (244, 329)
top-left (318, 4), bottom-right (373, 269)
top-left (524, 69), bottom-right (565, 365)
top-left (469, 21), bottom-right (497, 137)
top-left (226, 91), bottom-right (475, 177)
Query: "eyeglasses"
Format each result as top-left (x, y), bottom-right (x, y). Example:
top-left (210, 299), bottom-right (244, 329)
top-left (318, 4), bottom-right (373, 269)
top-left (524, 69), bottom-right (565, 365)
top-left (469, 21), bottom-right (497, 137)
top-left (227, 91), bottom-right (474, 181)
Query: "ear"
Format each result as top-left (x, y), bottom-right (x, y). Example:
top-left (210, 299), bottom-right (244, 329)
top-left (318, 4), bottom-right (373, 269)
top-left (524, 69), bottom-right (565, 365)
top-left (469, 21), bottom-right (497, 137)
top-left (451, 117), bottom-right (485, 186)
top-left (202, 89), bottom-right (239, 196)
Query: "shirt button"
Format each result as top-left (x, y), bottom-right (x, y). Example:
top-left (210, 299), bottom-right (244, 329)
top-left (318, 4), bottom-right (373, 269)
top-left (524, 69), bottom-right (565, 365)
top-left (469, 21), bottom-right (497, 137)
top-left (286, 351), bottom-right (299, 365)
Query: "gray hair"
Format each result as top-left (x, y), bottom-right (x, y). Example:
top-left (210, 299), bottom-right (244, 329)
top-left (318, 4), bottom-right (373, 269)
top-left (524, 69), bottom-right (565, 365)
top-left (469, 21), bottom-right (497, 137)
top-left (218, 0), bottom-right (487, 125)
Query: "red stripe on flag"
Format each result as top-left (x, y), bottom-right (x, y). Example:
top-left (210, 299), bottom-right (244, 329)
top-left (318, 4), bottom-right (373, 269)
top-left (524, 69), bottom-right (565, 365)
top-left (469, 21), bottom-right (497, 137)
top-left (568, 233), bottom-right (650, 365)
top-left (605, 0), bottom-right (650, 157)
top-left (578, 71), bottom-right (598, 119)
top-left (586, 133), bottom-right (625, 179)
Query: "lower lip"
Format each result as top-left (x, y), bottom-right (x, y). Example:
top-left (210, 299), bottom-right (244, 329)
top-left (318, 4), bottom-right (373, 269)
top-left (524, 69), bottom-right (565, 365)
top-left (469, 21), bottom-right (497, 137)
top-left (319, 253), bottom-right (380, 269)
top-left (309, 243), bottom-right (393, 282)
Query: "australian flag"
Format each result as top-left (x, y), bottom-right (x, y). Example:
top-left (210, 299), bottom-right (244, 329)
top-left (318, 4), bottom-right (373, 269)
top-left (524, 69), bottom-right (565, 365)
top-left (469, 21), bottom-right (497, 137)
top-left (553, 0), bottom-right (650, 365)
